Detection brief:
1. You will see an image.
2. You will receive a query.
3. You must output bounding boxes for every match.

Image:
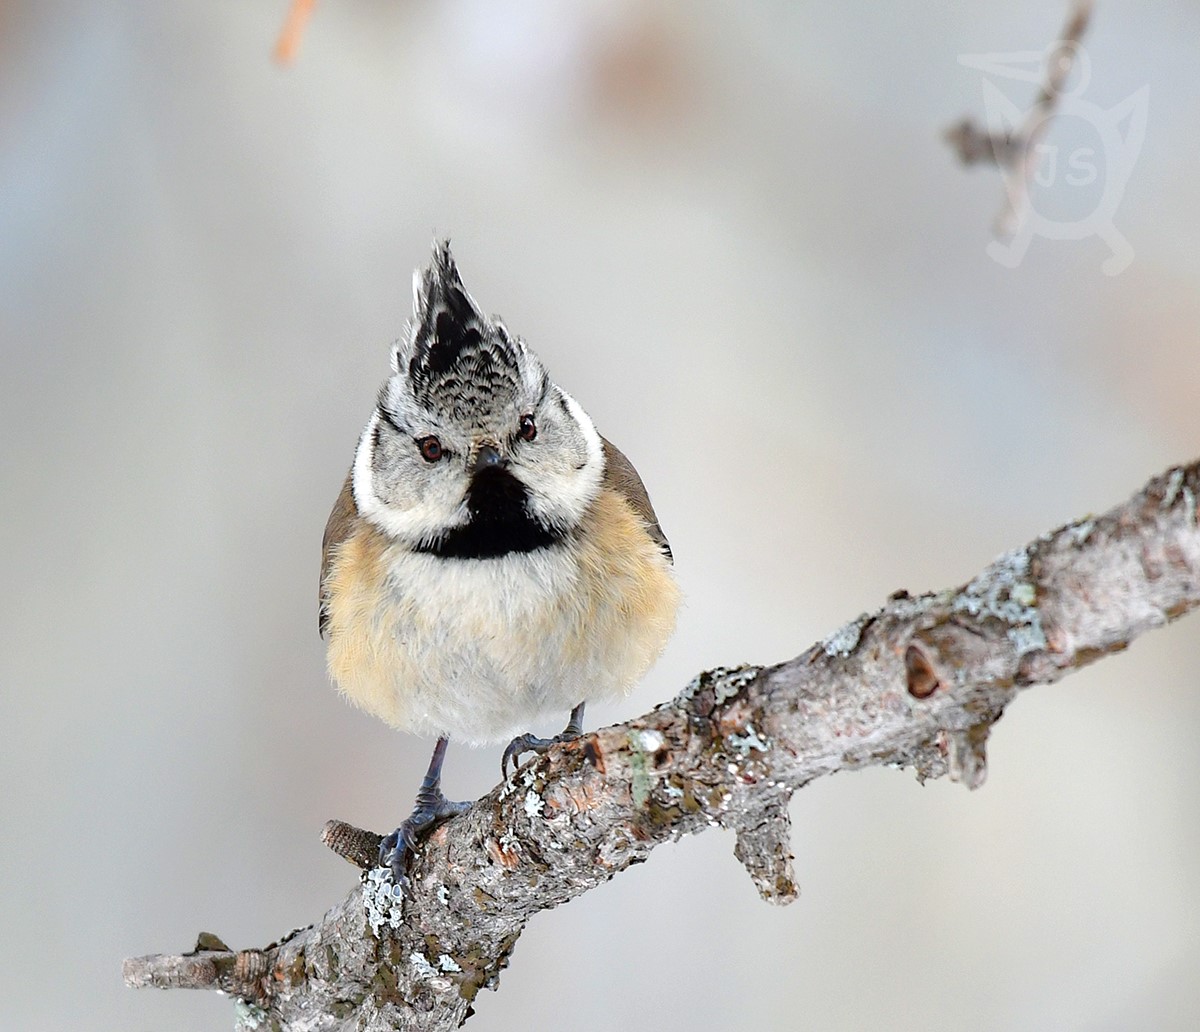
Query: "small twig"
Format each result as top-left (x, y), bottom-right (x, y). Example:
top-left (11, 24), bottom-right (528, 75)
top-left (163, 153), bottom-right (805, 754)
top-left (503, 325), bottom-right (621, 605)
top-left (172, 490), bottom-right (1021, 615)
top-left (274, 0), bottom-right (317, 65)
top-left (323, 818), bottom-right (383, 870)
top-left (122, 933), bottom-right (271, 1001)
top-left (944, 0), bottom-right (1095, 237)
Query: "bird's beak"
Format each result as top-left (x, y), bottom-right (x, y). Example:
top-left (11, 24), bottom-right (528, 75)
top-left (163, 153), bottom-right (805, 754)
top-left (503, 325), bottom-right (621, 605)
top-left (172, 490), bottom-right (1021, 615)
top-left (473, 443), bottom-right (505, 474)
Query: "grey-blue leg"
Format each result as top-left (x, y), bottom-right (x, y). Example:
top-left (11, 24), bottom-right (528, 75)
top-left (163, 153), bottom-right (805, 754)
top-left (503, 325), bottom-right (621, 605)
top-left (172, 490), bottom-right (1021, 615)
top-left (501, 702), bottom-right (586, 779)
top-left (378, 736), bottom-right (470, 894)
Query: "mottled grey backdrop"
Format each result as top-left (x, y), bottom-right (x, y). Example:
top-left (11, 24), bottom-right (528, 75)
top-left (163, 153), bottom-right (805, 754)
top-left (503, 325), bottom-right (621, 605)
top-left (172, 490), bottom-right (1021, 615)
top-left (3, 2), bottom-right (1198, 1030)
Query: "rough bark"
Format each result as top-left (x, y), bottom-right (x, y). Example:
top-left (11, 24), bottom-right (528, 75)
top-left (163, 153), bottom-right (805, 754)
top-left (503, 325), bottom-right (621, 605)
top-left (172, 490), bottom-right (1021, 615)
top-left (124, 458), bottom-right (1200, 1031)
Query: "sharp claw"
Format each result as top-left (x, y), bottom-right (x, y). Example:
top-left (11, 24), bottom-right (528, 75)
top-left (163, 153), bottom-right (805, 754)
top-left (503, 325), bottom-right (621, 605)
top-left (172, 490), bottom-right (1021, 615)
top-left (379, 794), bottom-right (469, 894)
top-left (502, 729), bottom-right (584, 779)
top-left (390, 861), bottom-right (412, 896)
top-left (378, 830), bottom-right (400, 868)
top-left (501, 735), bottom-right (528, 779)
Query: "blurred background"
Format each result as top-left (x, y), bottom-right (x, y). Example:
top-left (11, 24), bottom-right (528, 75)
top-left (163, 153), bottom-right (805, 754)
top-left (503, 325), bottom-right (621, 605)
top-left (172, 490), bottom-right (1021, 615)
top-left (3, 2), bottom-right (1199, 1030)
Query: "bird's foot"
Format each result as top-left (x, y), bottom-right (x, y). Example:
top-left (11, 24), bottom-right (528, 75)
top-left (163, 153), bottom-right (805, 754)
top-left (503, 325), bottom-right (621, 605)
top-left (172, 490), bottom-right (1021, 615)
top-left (501, 727), bottom-right (581, 779)
top-left (378, 791), bottom-right (470, 896)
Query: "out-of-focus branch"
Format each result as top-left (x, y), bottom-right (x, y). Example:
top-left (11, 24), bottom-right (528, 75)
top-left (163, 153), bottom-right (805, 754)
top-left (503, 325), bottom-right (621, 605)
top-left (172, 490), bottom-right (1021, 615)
top-left (274, 0), bottom-right (317, 65)
top-left (124, 458), bottom-right (1200, 1031)
top-left (945, 0), bottom-right (1095, 237)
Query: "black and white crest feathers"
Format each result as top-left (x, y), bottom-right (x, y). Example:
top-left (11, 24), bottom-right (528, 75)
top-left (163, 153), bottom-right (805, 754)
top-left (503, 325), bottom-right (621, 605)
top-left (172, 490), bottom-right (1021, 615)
top-left (403, 243), bottom-right (531, 423)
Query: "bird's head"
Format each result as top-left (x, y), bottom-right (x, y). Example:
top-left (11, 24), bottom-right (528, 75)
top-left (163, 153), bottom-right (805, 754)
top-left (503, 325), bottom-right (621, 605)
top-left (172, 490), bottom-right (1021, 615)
top-left (352, 243), bottom-right (604, 557)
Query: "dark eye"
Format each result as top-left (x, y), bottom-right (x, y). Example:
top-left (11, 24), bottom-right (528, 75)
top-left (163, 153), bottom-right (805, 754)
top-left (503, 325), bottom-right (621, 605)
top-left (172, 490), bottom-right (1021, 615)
top-left (517, 414), bottom-right (537, 442)
top-left (417, 436), bottom-right (443, 462)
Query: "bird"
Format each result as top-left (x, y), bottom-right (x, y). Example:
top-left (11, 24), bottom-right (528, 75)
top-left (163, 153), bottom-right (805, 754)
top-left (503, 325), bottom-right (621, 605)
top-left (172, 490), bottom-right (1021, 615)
top-left (319, 242), bottom-right (680, 891)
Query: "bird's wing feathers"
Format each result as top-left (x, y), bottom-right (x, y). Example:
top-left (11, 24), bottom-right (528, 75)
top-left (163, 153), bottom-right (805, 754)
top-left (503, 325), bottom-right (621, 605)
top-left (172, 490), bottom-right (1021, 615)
top-left (319, 470), bottom-right (358, 637)
top-left (600, 437), bottom-right (673, 563)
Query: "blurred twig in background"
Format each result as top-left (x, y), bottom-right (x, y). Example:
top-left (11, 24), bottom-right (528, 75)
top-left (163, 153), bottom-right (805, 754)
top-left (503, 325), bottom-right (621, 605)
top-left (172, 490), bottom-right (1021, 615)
top-left (124, 457), bottom-right (1200, 1032)
top-left (944, 0), bottom-right (1095, 238)
top-left (274, 0), bottom-right (317, 65)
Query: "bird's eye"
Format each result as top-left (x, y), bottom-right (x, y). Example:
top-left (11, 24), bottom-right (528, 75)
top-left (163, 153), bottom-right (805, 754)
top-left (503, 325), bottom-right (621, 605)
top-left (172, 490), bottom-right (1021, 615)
top-left (517, 414), bottom-right (537, 442)
top-left (417, 436), bottom-right (443, 462)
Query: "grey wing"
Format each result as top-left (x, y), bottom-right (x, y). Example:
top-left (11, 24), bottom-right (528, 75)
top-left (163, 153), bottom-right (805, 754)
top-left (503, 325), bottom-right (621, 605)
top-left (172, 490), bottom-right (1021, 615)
top-left (600, 437), bottom-right (673, 563)
top-left (319, 471), bottom-right (358, 638)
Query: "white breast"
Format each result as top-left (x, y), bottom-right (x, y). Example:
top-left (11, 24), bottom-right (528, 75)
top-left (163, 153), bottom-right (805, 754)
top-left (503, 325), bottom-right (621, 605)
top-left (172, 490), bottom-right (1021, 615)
top-left (378, 547), bottom-right (593, 742)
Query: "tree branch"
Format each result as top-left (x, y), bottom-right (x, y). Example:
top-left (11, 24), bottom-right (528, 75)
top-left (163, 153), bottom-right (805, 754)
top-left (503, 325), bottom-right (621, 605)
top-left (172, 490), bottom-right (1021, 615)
top-left (124, 458), bottom-right (1200, 1031)
top-left (273, 0), bottom-right (317, 65)
top-left (944, 0), bottom-right (1094, 238)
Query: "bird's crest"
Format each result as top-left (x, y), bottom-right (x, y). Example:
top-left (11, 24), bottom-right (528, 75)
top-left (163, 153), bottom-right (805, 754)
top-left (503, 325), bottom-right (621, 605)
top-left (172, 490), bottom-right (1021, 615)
top-left (402, 242), bottom-right (528, 423)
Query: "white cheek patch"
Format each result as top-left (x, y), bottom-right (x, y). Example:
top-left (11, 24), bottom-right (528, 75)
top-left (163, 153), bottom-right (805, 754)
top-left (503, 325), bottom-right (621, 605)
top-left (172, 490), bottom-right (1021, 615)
top-left (352, 411), bottom-right (469, 543)
top-left (523, 388), bottom-right (604, 529)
